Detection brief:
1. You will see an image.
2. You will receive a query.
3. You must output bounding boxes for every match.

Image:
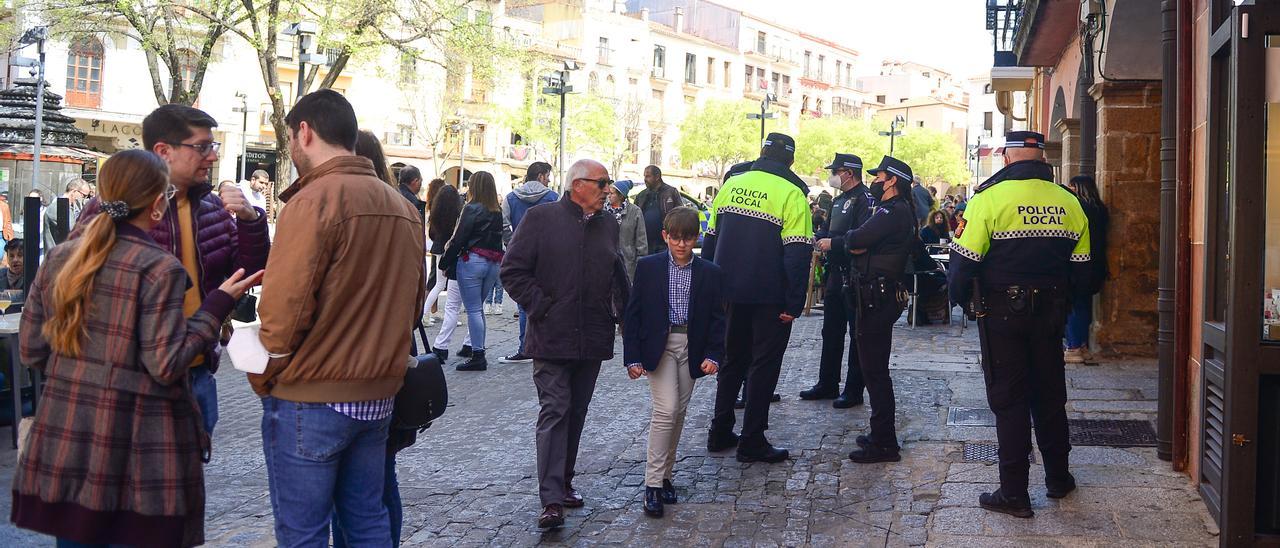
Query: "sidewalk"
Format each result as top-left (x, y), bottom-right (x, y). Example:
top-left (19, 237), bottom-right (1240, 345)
top-left (0, 309), bottom-right (1218, 547)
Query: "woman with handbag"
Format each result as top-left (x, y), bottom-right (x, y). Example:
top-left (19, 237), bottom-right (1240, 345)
top-left (441, 171), bottom-right (506, 372)
top-left (11, 150), bottom-right (261, 547)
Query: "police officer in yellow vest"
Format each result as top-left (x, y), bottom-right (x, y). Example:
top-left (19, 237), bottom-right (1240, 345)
top-left (948, 131), bottom-right (1099, 518)
top-left (702, 133), bottom-right (812, 464)
top-left (843, 156), bottom-right (918, 464)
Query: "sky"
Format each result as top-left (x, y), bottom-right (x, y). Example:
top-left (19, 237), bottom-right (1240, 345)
top-left (728, 0), bottom-right (994, 80)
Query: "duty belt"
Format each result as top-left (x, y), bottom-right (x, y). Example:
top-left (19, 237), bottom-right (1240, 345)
top-left (979, 285), bottom-right (1066, 316)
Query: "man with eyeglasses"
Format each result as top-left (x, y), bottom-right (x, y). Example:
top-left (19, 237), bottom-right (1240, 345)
top-left (43, 178), bottom-right (91, 248)
top-left (502, 158), bottom-right (629, 529)
top-left (75, 104), bottom-right (271, 435)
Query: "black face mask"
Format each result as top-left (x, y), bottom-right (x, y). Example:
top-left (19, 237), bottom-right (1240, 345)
top-left (869, 180), bottom-right (887, 201)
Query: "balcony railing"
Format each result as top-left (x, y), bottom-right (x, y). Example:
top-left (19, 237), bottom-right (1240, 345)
top-left (986, 0), bottom-right (1024, 67)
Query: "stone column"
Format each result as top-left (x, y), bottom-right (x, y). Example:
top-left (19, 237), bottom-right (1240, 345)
top-left (1055, 117), bottom-right (1081, 183)
top-left (1089, 81), bottom-right (1162, 357)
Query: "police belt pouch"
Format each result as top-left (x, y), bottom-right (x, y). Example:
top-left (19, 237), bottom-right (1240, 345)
top-left (980, 286), bottom-right (1064, 316)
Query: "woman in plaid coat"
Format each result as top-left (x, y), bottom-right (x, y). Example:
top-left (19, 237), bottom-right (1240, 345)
top-left (11, 150), bottom-right (262, 547)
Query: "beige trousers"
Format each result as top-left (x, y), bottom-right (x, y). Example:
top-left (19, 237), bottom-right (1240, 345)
top-left (646, 333), bottom-right (695, 488)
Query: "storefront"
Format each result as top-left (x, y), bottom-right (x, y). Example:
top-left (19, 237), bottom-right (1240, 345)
top-left (238, 147), bottom-right (279, 182)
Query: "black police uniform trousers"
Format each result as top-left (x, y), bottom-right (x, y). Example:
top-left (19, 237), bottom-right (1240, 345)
top-left (712, 302), bottom-right (792, 449)
top-left (856, 288), bottom-right (905, 449)
top-left (979, 294), bottom-right (1072, 498)
top-left (818, 273), bottom-right (865, 395)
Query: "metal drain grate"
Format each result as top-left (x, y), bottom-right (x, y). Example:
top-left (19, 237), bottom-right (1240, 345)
top-left (948, 406), bottom-right (997, 427)
top-left (963, 442), bottom-right (1034, 463)
top-left (1069, 419), bottom-right (1157, 447)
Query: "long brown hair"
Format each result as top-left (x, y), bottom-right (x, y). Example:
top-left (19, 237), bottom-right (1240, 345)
top-left (354, 130), bottom-right (394, 186)
top-left (466, 171), bottom-right (500, 212)
top-left (425, 178), bottom-right (445, 210)
top-left (45, 150), bottom-right (169, 356)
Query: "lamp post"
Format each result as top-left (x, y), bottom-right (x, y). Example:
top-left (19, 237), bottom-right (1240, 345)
top-left (232, 92), bottom-right (250, 181)
top-left (879, 114), bottom-right (906, 156)
top-left (281, 22), bottom-right (323, 100)
top-left (15, 27), bottom-right (47, 195)
top-left (542, 60), bottom-right (579, 189)
top-left (451, 111), bottom-right (469, 188)
top-left (745, 93), bottom-right (777, 146)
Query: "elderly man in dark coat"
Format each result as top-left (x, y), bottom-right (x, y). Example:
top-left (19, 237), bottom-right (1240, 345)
top-left (501, 158), bottom-right (629, 529)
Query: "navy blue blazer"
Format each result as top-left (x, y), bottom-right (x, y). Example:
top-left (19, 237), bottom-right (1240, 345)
top-left (622, 253), bottom-right (726, 379)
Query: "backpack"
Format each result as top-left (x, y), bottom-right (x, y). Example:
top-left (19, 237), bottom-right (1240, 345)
top-left (392, 323), bottom-right (448, 438)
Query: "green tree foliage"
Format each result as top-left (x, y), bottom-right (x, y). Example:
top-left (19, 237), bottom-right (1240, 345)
top-left (504, 83), bottom-right (618, 176)
top-left (892, 128), bottom-right (972, 185)
top-left (793, 116), bottom-right (885, 180)
top-left (677, 99), bottom-right (773, 179)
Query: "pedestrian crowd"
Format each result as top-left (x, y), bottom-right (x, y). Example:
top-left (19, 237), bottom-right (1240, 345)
top-left (5, 78), bottom-right (1110, 547)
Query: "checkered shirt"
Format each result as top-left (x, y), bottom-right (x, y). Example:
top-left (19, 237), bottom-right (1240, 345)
top-left (668, 253), bottom-right (693, 326)
top-left (327, 397), bottom-right (395, 421)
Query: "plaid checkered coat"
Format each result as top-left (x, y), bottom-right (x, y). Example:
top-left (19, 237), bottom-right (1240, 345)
top-left (10, 222), bottom-right (234, 547)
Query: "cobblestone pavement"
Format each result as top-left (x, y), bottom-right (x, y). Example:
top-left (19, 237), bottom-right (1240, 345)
top-left (0, 306), bottom-right (1218, 547)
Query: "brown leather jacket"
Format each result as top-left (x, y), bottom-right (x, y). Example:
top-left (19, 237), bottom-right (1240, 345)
top-left (253, 156), bottom-right (426, 402)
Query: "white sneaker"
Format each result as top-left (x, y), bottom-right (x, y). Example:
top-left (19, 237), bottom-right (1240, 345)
top-left (425, 316), bottom-right (437, 327)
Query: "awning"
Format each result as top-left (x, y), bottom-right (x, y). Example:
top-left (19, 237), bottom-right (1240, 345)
top-left (0, 143), bottom-right (110, 162)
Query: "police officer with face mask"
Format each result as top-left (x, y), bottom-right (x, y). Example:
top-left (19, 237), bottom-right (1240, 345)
top-left (842, 156), bottom-right (917, 464)
top-left (806, 153), bottom-right (874, 408)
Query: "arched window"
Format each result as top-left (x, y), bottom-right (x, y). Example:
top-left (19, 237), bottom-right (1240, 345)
top-left (588, 71), bottom-right (599, 94)
top-left (66, 37), bottom-right (104, 108)
top-left (605, 74), bottom-right (616, 97)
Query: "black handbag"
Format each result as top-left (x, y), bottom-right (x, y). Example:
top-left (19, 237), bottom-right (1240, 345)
top-left (392, 323), bottom-right (448, 434)
top-left (231, 294), bottom-right (258, 323)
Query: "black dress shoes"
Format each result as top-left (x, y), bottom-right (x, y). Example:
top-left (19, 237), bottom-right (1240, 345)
top-left (1045, 473), bottom-right (1077, 499)
top-left (855, 434), bottom-right (872, 448)
top-left (660, 480), bottom-right (678, 504)
top-left (643, 487), bottom-right (664, 518)
top-left (538, 504), bottom-right (565, 528)
top-left (848, 443), bottom-right (901, 463)
top-left (736, 445), bottom-right (790, 463)
top-left (707, 430), bottom-right (739, 452)
top-left (979, 489), bottom-right (1034, 518)
top-left (799, 385), bottom-right (839, 400)
top-left (832, 392), bottom-right (864, 408)
top-left (562, 483), bottom-right (584, 508)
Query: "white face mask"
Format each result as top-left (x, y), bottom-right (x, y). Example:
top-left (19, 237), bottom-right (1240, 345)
top-left (828, 173), bottom-right (842, 187)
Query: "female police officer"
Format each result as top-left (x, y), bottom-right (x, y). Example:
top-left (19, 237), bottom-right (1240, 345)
top-left (841, 156), bottom-right (918, 463)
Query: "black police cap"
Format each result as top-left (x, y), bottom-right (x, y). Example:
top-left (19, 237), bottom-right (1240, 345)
top-left (866, 155), bottom-right (913, 185)
top-left (761, 132), bottom-right (796, 164)
top-left (824, 153), bottom-right (864, 172)
top-left (1004, 130), bottom-right (1047, 149)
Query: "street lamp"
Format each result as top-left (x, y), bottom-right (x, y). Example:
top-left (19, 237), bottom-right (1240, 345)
top-left (14, 27), bottom-right (47, 194)
top-left (451, 110), bottom-right (471, 188)
top-left (542, 60), bottom-right (579, 188)
top-left (745, 93), bottom-right (778, 146)
top-left (281, 22), bottom-right (325, 100)
top-left (232, 92), bottom-right (251, 181)
top-left (879, 114), bottom-right (906, 156)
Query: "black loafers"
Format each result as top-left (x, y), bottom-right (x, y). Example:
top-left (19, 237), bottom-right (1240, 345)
top-left (643, 487), bottom-right (664, 518)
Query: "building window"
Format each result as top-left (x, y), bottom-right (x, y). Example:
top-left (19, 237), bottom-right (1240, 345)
top-left (650, 132), bottom-right (663, 165)
top-left (757, 67), bottom-right (765, 89)
top-left (744, 64), bottom-right (754, 92)
top-left (626, 129), bottom-right (639, 162)
top-left (917, 120), bottom-right (925, 128)
top-left (876, 94), bottom-right (886, 104)
top-left (598, 37), bottom-right (611, 65)
top-left (66, 37), bottom-right (104, 108)
top-left (605, 74), bottom-right (615, 96)
top-left (780, 75), bottom-right (791, 95)
top-left (652, 45), bottom-right (666, 78)
top-left (983, 111), bottom-right (993, 132)
top-left (723, 61), bottom-right (731, 88)
top-left (588, 72), bottom-right (599, 94)
top-left (817, 54), bottom-right (825, 81)
top-left (385, 124), bottom-right (414, 146)
top-left (846, 70), bottom-right (853, 88)
top-left (177, 49), bottom-right (198, 94)
top-left (771, 72), bottom-right (780, 94)
top-left (835, 61), bottom-right (842, 85)
top-left (684, 53), bottom-right (696, 84)
top-left (801, 95), bottom-right (809, 112)
top-left (756, 31), bottom-right (766, 54)
top-left (706, 57), bottom-right (714, 85)
top-left (469, 124), bottom-right (485, 149)
top-left (399, 52), bottom-right (416, 85)
top-left (804, 51), bottom-right (812, 78)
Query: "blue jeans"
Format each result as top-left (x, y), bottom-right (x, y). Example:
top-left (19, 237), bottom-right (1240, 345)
top-left (485, 278), bottom-right (504, 305)
top-left (517, 304), bottom-right (527, 353)
top-left (456, 255), bottom-right (499, 352)
top-left (332, 453), bottom-right (400, 547)
top-left (191, 365), bottom-right (218, 434)
top-left (1064, 293), bottom-right (1092, 349)
top-left (261, 397), bottom-right (392, 548)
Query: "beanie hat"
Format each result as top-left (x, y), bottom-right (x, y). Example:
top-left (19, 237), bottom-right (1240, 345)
top-left (612, 179), bottom-right (634, 198)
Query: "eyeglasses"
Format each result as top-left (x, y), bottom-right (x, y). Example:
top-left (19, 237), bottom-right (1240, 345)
top-left (575, 177), bottom-right (613, 189)
top-left (164, 184), bottom-right (178, 200)
top-left (168, 141), bottom-right (221, 157)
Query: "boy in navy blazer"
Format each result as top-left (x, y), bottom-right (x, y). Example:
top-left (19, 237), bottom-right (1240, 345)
top-left (623, 207), bottom-right (726, 519)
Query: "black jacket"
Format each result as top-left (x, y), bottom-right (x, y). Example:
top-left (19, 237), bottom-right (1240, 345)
top-left (500, 197), bottom-right (629, 362)
top-left (844, 195), bottom-right (917, 283)
top-left (441, 203), bottom-right (504, 279)
top-left (622, 254), bottom-right (726, 379)
top-left (820, 183), bottom-right (875, 289)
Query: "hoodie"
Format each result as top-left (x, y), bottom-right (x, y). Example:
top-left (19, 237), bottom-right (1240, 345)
top-left (503, 180), bottom-right (559, 235)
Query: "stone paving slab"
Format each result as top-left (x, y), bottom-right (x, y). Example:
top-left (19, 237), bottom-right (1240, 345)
top-left (0, 307), bottom-right (1217, 547)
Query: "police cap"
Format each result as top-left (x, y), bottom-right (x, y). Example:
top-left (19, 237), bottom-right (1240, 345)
top-left (866, 155), bottom-right (913, 185)
top-left (1004, 130), bottom-right (1047, 149)
top-left (824, 153), bottom-right (863, 176)
top-left (761, 132), bottom-right (796, 164)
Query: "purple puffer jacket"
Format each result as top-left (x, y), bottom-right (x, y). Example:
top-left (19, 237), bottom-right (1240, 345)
top-left (73, 183), bottom-right (271, 369)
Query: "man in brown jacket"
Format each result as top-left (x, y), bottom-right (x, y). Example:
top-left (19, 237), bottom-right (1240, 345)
top-left (255, 90), bottom-right (426, 546)
top-left (501, 158), bottom-right (629, 529)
